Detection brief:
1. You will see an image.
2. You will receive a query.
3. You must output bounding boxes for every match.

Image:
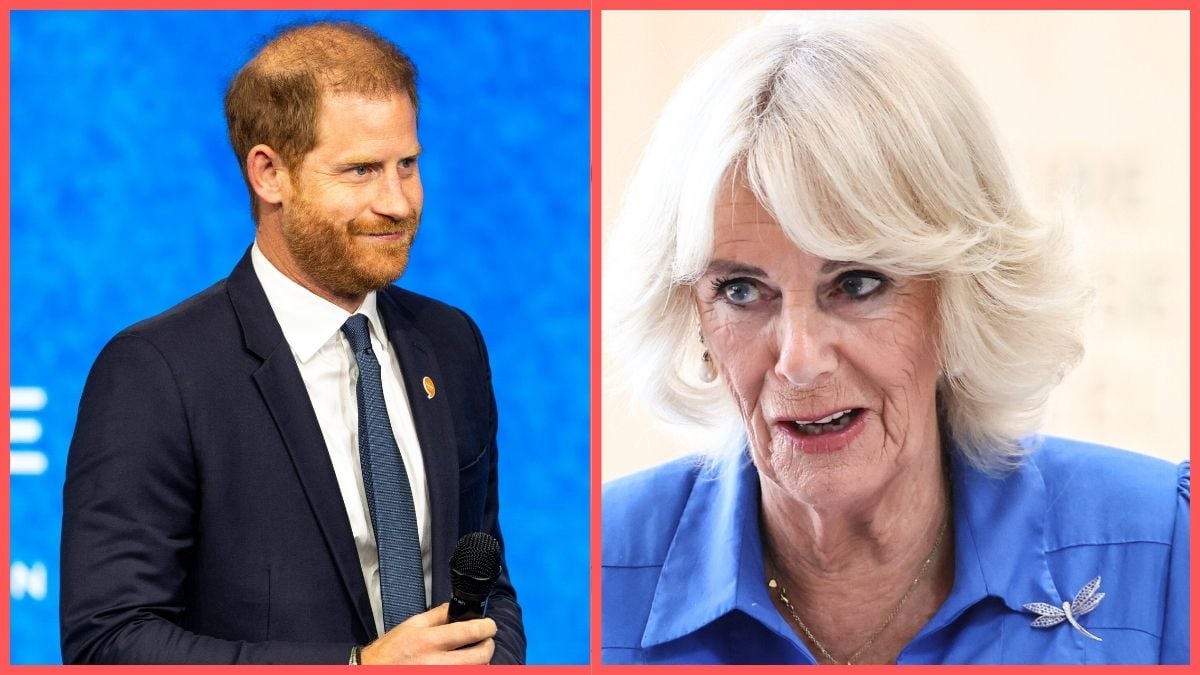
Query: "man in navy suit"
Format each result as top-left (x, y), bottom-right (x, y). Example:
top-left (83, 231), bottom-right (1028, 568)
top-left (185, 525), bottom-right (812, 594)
top-left (60, 21), bottom-right (524, 664)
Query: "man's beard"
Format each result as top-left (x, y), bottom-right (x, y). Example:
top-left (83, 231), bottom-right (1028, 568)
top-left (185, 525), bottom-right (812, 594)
top-left (281, 192), bottom-right (420, 299)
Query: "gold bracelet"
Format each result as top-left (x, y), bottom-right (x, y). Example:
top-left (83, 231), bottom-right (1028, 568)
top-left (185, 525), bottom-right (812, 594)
top-left (349, 645), bottom-right (362, 665)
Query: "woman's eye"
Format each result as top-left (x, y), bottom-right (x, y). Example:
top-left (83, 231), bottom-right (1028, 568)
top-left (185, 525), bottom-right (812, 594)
top-left (713, 278), bottom-right (760, 305)
top-left (836, 272), bottom-right (884, 299)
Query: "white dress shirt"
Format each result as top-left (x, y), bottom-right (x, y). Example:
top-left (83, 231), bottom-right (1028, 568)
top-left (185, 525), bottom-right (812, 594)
top-left (251, 242), bottom-right (431, 637)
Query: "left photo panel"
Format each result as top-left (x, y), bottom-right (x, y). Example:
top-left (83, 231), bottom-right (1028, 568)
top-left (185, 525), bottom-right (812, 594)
top-left (10, 10), bottom-right (588, 665)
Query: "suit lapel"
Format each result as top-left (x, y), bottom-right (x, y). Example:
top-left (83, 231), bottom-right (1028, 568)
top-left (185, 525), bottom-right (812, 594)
top-left (377, 290), bottom-right (460, 605)
top-left (226, 249), bottom-right (377, 639)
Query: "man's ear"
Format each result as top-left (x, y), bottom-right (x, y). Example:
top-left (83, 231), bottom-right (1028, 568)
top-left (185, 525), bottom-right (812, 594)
top-left (247, 144), bottom-right (290, 206)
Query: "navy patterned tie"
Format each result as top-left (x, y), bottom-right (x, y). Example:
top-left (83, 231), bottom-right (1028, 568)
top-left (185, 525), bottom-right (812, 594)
top-left (341, 313), bottom-right (426, 629)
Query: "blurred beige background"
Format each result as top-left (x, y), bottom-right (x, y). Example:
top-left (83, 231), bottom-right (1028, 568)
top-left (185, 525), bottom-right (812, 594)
top-left (601, 10), bottom-right (1190, 482)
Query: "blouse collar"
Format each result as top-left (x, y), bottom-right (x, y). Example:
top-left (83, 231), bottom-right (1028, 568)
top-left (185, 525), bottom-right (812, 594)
top-left (639, 441), bottom-right (1063, 651)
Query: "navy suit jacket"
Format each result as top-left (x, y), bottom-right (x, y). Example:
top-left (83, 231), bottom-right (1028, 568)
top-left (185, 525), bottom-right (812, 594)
top-left (60, 249), bottom-right (525, 664)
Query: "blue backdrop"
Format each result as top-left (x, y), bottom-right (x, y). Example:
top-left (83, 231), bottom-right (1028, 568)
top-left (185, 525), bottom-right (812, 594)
top-left (9, 10), bottom-right (589, 664)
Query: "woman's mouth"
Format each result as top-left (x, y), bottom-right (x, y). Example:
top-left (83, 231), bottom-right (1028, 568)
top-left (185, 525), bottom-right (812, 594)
top-left (775, 408), bottom-right (866, 453)
top-left (789, 408), bottom-right (860, 435)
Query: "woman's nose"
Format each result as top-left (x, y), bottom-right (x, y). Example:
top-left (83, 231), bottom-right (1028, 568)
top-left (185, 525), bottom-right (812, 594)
top-left (773, 301), bottom-right (837, 389)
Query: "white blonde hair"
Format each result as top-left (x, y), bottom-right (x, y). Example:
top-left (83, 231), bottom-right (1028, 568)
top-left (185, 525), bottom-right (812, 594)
top-left (603, 16), bottom-right (1091, 472)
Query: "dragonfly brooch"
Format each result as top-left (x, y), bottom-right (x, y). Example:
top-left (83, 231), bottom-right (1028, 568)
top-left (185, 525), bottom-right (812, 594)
top-left (1023, 576), bottom-right (1105, 642)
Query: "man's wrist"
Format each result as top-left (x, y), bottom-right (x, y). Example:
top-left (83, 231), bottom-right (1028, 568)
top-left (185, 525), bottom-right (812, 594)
top-left (349, 645), bottom-right (363, 665)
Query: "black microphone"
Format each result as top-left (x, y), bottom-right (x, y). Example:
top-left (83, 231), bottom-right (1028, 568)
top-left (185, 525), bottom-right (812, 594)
top-left (447, 532), bottom-right (501, 622)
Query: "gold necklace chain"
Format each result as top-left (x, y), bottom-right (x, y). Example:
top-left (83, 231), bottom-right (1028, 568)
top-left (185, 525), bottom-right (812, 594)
top-left (767, 516), bottom-right (948, 665)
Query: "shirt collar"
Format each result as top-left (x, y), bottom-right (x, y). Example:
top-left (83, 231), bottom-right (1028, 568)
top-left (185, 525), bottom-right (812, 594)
top-left (250, 241), bottom-right (386, 363)
top-left (641, 441), bottom-right (1063, 650)
top-left (641, 450), bottom-right (801, 650)
top-left (936, 442), bottom-right (1063, 622)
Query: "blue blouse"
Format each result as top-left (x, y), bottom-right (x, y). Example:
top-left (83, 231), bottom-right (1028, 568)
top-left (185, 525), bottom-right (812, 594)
top-left (602, 437), bottom-right (1189, 664)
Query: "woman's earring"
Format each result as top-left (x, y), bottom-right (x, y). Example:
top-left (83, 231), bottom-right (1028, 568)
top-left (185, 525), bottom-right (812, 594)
top-left (699, 350), bottom-right (717, 383)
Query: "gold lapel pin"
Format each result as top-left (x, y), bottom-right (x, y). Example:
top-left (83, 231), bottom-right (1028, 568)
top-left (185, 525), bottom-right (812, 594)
top-left (422, 376), bottom-right (436, 400)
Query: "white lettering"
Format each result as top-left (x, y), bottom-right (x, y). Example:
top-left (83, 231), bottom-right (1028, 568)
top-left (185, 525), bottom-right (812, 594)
top-left (10, 418), bottom-right (42, 444)
top-left (10, 561), bottom-right (47, 601)
top-left (10, 387), bottom-right (47, 412)
top-left (10, 451), bottom-right (48, 476)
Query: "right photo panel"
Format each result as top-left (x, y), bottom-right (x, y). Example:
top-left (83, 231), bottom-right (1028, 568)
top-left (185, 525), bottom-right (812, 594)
top-left (600, 10), bottom-right (1189, 665)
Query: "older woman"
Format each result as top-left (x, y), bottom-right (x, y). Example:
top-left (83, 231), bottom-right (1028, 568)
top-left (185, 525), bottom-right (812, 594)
top-left (601, 16), bottom-right (1188, 665)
